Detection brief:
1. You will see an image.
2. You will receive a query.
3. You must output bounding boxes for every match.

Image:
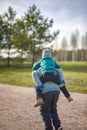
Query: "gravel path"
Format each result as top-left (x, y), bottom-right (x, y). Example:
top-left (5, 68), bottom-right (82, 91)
top-left (0, 83), bottom-right (87, 130)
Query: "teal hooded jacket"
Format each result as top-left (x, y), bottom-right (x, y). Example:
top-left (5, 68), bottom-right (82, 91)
top-left (32, 57), bottom-right (61, 74)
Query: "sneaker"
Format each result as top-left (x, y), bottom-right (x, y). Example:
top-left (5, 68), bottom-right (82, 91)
top-left (58, 126), bottom-right (63, 130)
top-left (67, 96), bottom-right (73, 102)
top-left (55, 126), bottom-right (63, 130)
top-left (34, 98), bottom-right (44, 107)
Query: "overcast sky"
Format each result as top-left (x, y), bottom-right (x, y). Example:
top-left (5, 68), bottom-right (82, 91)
top-left (0, 0), bottom-right (87, 49)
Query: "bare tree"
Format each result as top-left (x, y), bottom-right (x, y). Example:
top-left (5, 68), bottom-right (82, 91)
top-left (84, 32), bottom-right (87, 61)
top-left (81, 35), bottom-right (85, 61)
top-left (70, 31), bottom-right (78, 61)
top-left (61, 37), bottom-right (68, 61)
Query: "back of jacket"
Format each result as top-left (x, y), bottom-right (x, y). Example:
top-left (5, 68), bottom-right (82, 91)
top-left (32, 57), bottom-right (60, 74)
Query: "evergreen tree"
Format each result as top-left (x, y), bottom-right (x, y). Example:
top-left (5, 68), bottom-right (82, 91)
top-left (0, 6), bottom-right (16, 66)
top-left (24, 5), bottom-right (59, 65)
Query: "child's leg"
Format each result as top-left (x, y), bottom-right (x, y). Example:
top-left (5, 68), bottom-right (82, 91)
top-left (56, 69), bottom-right (70, 98)
top-left (60, 85), bottom-right (70, 97)
top-left (34, 88), bottom-right (44, 107)
top-left (32, 71), bottom-right (43, 87)
top-left (60, 85), bottom-right (73, 102)
top-left (32, 71), bottom-right (44, 107)
top-left (57, 69), bottom-right (73, 102)
top-left (35, 87), bottom-right (42, 99)
top-left (32, 70), bottom-right (43, 97)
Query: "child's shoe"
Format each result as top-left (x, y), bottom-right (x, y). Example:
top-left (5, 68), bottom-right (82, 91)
top-left (55, 126), bottom-right (63, 130)
top-left (67, 96), bottom-right (73, 102)
top-left (34, 98), bottom-right (44, 107)
top-left (58, 126), bottom-right (63, 130)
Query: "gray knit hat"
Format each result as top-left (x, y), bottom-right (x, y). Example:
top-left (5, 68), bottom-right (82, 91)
top-left (42, 49), bottom-right (52, 58)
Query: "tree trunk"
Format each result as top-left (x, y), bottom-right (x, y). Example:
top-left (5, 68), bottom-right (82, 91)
top-left (64, 50), bottom-right (67, 61)
top-left (81, 49), bottom-right (84, 61)
top-left (7, 48), bottom-right (10, 66)
top-left (85, 49), bottom-right (87, 61)
top-left (32, 52), bottom-right (35, 67)
top-left (72, 50), bottom-right (75, 61)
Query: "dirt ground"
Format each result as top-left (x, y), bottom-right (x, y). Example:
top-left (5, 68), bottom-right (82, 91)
top-left (0, 83), bottom-right (87, 130)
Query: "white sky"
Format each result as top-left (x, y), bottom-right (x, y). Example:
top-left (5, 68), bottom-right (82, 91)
top-left (0, 0), bottom-right (87, 50)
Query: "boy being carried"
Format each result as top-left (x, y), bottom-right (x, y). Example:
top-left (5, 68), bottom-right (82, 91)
top-left (32, 49), bottom-right (73, 107)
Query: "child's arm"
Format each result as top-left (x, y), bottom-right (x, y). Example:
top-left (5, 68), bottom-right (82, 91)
top-left (54, 61), bottom-right (61, 69)
top-left (32, 61), bottom-right (41, 71)
top-left (57, 67), bottom-right (65, 85)
top-left (54, 61), bottom-right (65, 85)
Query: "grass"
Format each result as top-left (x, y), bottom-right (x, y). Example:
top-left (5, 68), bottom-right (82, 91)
top-left (0, 62), bottom-right (87, 93)
top-left (59, 62), bottom-right (87, 93)
top-left (0, 67), bottom-right (33, 87)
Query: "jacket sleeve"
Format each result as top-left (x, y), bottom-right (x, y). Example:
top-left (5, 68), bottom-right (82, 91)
top-left (57, 68), bottom-right (65, 84)
top-left (54, 61), bottom-right (61, 69)
top-left (32, 61), bottom-right (41, 71)
top-left (54, 61), bottom-right (65, 84)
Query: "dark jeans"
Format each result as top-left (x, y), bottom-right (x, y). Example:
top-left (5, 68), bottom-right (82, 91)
top-left (40, 91), bottom-right (61, 130)
top-left (40, 72), bottom-right (60, 85)
top-left (60, 85), bottom-right (70, 98)
top-left (35, 88), bottom-right (42, 99)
